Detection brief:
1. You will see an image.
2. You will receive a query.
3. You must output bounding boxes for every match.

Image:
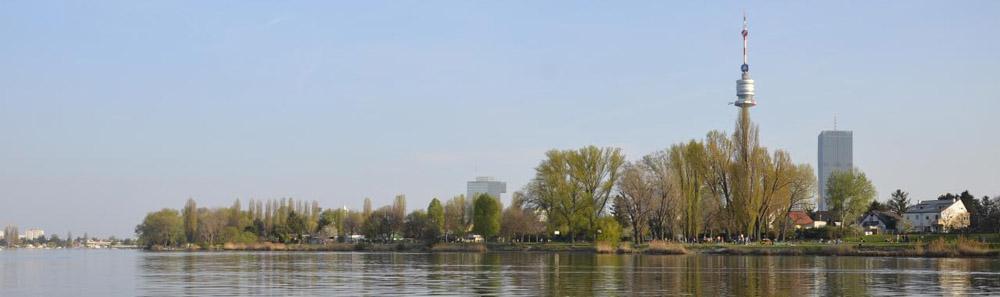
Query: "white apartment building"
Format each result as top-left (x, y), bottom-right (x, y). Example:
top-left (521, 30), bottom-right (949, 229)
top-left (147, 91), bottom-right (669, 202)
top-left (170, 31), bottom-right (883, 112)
top-left (904, 197), bottom-right (969, 233)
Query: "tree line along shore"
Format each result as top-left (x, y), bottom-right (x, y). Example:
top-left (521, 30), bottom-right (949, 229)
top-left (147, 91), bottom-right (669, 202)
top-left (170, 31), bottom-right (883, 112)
top-left (136, 110), bottom-right (1000, 258)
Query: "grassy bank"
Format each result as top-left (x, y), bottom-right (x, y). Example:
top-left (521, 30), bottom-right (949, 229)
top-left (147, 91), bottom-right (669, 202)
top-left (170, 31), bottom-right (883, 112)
top-left (696, 237), bottom-right (998, 258)
top-left (147, 237), bottom-right (999, 258)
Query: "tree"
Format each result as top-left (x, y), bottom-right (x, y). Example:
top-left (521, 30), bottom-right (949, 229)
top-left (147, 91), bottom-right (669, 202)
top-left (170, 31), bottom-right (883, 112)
top-left (3, 225), bottom-right (19, 247)
top-left (392, 195), bottom-right (407, 234)
top-left (527, 146), bottom-right (624, 242)
top-left (641, 149), bottom-right (679, 241)
top-left (404, 210), bottom-right (439, 242)
top-left (135, 209), bottom-right (184, 248)
top-left (342, 211), bottom-right (365, 237)
top-left (866, 200), bottom-right (888, 213)
top-left (443, 195), bottom-right (468, 240)
top-left (363, 197), bottom-right (373, 218)
top-left (317, 209), bottom-right (345, 239)
top-left (595, 216), bottom-right (622, 246)
top-left (197, 208), bottom-right (227, 245)
top-left (978, 196), bottom-right (1000, 233)
top-left (363, 206), bottom-right (402, 242)
top-left (826, 169), bottom-right (877, 236)
top-left (669, 140), bottom-right (708, 240)
top-left (427, 198), bottom-right (445, 236)
top-left (501, 192), bottom-right (545, 242)
top-left (182, 198), bottom-right (198, 244)
top-left (778, 164), bottom-right (816, 241)
top-left (472, 194), bottom-right (501, 239)
top-left (568, 146), bottom-right (625, 241)
top-left (887, 189), bottom-right (910, 216)
top-left (613, 162), bottom-right (656, 244)
top-left (286, 211), bottom-right (307, 243)
top-left (392, 195), bottom-right (407, 220)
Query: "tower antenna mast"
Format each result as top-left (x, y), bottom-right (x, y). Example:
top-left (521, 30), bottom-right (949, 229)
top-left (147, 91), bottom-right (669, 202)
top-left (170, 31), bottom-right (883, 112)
top-left (742, 12), bottom-right (749, 70)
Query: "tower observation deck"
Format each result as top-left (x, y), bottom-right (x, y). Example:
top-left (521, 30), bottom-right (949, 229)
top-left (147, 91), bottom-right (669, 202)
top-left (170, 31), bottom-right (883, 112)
top-left (735, 15), bottom-right (756, 108)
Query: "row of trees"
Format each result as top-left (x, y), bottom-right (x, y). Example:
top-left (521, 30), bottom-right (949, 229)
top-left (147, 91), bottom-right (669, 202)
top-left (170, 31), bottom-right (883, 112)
top-left (523, 129), bottom-right (830, 243)
top-left (135, 133), bottom-right (880, 246)
top-left (136, 192), bottom-right (540, 248)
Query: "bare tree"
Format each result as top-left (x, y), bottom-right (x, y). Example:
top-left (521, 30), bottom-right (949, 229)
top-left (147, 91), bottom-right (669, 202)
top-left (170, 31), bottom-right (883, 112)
top-left (614, 162), bottom-right (656, 244)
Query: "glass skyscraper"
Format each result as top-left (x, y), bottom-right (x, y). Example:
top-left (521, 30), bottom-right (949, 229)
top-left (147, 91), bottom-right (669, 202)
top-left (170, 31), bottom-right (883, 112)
top-left (467, 176), bottom-right (506, 202)
top-left (817, 130), bottom-right (853, 211)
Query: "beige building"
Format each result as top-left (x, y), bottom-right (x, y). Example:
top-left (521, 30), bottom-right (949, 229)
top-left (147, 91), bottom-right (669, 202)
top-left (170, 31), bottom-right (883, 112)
top-left (904, 197), bottom-right (969, 233)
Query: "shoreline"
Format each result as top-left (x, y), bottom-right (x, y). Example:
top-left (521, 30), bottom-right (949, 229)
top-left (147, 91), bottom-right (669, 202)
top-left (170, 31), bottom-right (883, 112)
top-left (140, 242), bottom-right (1000, 259)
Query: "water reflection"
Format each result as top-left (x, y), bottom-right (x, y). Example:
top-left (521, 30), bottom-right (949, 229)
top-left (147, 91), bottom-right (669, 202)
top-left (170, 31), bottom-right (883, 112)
top-left (124, 251), bottom-right (1000, 296)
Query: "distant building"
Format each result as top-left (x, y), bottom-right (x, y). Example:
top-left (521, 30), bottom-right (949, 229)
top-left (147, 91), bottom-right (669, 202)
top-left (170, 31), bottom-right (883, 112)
top-left (23, 228), bottom-right (44, 241)
top-left (85, 239), bottom-right (112, 249)
top-left (859, 211), bottom-right (903, 235)
top-left (787, 211), bottom-right (815, 229)
top-left (904, 196), bottom-right (970, 233)
top-left (817, 130), bottom-right (853, 211)
top-left (467, 176), bottom-right (506, 201)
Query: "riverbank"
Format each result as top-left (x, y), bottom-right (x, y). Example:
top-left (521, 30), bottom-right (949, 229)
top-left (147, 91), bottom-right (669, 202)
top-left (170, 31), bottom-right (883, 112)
top-left (145, 239), bottom-right (1000, 258)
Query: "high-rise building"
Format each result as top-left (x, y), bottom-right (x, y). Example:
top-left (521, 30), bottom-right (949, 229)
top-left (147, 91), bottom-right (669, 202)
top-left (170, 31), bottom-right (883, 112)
top-left (817, 130), bottom-right (853, 211)
top-left (467, 176), bottom-right (506, 201)
top-left (24, 228), bottom-right (45, 241)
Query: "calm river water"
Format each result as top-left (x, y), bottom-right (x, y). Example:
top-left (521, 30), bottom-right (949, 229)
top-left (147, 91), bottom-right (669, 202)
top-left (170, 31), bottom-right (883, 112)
top-left (2, 249), bottom-right (999, 296)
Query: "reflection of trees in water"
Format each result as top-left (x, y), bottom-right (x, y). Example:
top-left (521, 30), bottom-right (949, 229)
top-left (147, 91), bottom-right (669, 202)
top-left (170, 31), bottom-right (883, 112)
top-left (138, 252), bottom-right (1000, 296)
top-left (937, 258), bottom-right (972, 296)
top-left (818, 257), bottom-right (869, 297)
top-left (964, 259), bottom-right (1000, 293)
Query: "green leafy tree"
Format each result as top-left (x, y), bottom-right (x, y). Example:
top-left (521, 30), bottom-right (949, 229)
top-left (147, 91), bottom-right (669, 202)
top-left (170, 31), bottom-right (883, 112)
top-left (669, 140), bottom-right (708, 240)
top-left (342, 211), bottom-right (365, 237)
top-left (363, 207), bottom-right (402, 242)
top-left (826, 169), bottom-right (877, 237)
top-left (135, 209), bottom-right (184, 248)
top-left (182, 198), bottom-right (198, 244)
top-left (569, 146), bottom-right (625, 241)
top-left (427, 198), bottom-right (445, 235)
top-left (866, 200), bottom-right (888, 213)
top-left (526, 146), bottom-right (624, 242)
top-left (887, 189), bottom-right (910, 216)
top-left (286, 211), bottom-right (307, 243)
top-left (443, 195), bottom-right (468, 240)
top-left (595, 216), bottom-right (622, 246)
top-left (404, 210), bottom-right (440, 242)
top-left (473, 194), bottom-right (501, 239)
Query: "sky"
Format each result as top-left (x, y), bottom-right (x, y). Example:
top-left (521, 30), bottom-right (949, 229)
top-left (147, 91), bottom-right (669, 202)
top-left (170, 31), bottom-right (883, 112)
top-left (1, 1), bottom-right (997, 238)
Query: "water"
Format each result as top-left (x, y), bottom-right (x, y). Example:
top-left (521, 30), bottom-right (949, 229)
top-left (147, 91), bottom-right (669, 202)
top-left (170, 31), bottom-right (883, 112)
top-left (2, 249), bottom-right (999, 296)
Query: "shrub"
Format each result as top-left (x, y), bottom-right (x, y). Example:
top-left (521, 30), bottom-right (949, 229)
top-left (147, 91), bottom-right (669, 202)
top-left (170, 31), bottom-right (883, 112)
top-left (594, 241), bottom-right (615, 254)
top-left (595, 217), bottom-right (622, 246)
top-left (925, 238), bottom-right (953, 257)
top-left (957, 237), bottom-right (990, 256)
top-left (617, 242), bottom-right (635, 254)
top-left (645, 240), bottom-right (687, 255)
top-left (430, 243), bottom-right (486, 253)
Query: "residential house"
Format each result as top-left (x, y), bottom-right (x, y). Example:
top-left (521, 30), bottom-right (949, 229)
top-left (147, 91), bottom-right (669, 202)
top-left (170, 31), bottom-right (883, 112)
top-left (904, 196), bottom-right (970, 233)
top-left (859, 211), bottom-right (902, 235)
top-left (787, 211), bottom-right (815, 229)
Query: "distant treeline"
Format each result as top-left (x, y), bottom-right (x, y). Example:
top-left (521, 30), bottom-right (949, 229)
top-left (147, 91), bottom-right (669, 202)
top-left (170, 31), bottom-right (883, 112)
top-left (134, 192), bottom-right (546, 248)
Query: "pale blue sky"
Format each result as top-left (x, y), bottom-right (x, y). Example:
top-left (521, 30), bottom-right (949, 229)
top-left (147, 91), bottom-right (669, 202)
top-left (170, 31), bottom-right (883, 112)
top-left (1, 1), bottom-right (997, 238)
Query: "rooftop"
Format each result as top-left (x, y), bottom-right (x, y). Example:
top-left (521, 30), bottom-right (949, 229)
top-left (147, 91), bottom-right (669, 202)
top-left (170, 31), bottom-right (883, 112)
top-left (906, 197), bottom-right (960, 214)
